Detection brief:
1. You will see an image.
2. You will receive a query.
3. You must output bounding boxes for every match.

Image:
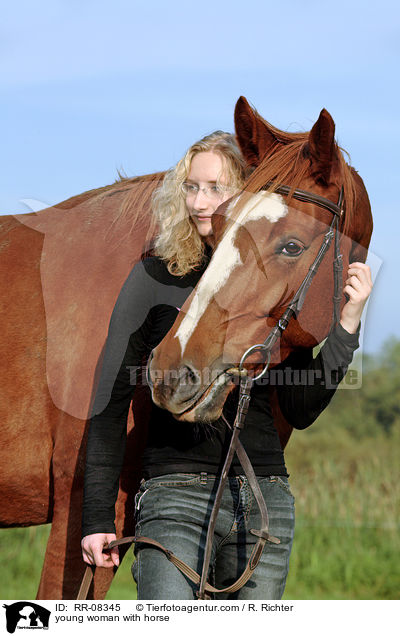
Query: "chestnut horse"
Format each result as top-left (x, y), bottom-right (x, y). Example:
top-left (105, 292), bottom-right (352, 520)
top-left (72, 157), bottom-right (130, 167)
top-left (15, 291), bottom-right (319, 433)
top-left (0, 97), bottom-right (372, 600)
top-left (0, 173), bottom-right (164, 599)
top-left (149, 97), bottom-right (373, 428)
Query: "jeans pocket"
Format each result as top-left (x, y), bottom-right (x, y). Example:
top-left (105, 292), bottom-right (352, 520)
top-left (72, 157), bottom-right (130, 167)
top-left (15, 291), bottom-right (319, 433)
top-left (141, 473), bottom-right (202, 490)
top-left (269, 476), bottom-right (295, 500)
top-left (135, 474), bottom-right (203, 519)
top-left (134, 487), bottom-right (146, 519)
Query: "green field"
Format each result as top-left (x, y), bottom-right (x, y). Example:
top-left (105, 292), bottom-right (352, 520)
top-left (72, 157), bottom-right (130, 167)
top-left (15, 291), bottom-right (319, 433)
top-left (1, 342), bottom-right (399, 600)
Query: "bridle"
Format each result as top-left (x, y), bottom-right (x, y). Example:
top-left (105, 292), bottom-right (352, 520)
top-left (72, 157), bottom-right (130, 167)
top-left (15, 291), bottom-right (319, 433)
top-left (78, 183), bottom-right (344, 601)
top-left (239, 183), bottom-right (344, 382)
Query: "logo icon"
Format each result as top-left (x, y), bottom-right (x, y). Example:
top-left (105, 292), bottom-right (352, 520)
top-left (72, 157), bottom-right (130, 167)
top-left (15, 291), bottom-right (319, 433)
top-left (3, 602), bottom-right (50, 633)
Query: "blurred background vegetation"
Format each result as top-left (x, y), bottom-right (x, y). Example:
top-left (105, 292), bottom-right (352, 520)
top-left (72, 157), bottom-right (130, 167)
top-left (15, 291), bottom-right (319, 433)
top-left (1, 339), bottom-right (399, 600)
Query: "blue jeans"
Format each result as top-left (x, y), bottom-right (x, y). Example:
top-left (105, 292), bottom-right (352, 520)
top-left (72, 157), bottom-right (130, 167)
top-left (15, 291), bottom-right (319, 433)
top-left (132, 473), bottom-right (295, 600)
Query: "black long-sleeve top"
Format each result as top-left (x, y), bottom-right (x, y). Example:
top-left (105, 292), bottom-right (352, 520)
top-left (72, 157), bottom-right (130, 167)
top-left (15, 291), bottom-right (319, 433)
top-left (82, 254), bottom-right (359, 537)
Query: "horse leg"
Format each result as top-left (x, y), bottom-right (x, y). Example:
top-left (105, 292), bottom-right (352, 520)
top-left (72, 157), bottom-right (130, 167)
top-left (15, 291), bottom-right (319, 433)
top-left (35, 409), bottom-right (109, 599)
top-left (36, 407), bottom-right (140, 600)
top-left (36, 473), bottom-right (116, 599)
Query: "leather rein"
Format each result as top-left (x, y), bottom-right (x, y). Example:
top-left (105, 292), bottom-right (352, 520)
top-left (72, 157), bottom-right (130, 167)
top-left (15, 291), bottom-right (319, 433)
top-left (78, 183), bottom-right (344, 601)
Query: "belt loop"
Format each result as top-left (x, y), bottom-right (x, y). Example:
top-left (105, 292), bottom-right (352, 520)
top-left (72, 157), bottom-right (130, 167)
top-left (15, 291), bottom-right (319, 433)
top-left (200, 472), bottom-right (207, 485)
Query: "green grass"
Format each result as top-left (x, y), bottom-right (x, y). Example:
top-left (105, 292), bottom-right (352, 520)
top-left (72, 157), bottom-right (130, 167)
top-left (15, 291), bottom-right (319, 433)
top-left (282, 420), bottom-right (400, 599)
top-left (0, 525), bottom-right (51, 599)
top-left (1, 423), bottom-right (398, 600)
top-left (284, 523), bottom-right (398, 599)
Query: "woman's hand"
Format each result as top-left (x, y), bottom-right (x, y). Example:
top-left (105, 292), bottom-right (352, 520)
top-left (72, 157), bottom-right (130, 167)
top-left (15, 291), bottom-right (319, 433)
top-left (81, 533), bottom-right (119, 568)
top-left (340, 262), bottom-right (373, 334)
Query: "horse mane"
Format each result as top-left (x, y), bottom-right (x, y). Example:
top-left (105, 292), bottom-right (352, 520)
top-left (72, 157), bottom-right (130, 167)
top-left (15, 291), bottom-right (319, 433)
top-left (50, 171), bottom-right (165, 248)
top-left (238, 128), bottom-right (357, 237)
top-left (103, 172), bottom-right (165, 244)
top-left (41, 120), bottom-right (358, 249)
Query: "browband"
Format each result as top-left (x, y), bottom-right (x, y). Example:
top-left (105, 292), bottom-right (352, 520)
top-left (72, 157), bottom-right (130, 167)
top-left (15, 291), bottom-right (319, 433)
top-left (262, 182), bottom-right (343, 217)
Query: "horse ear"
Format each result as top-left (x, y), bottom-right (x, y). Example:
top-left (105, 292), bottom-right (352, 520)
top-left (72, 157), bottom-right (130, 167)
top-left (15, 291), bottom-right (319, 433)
top-left (234, 96), bottom-right (279, 167)
top-left (308, 109), bottom-right (337, 184)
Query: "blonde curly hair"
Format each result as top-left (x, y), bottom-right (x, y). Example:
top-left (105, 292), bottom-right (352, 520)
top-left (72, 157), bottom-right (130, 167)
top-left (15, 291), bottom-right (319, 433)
top-left (152, 131), bottom-right (246, 275)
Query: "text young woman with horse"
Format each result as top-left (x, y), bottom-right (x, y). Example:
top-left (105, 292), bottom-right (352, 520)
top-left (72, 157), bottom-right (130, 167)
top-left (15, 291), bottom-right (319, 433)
top-left (81, 98), bottom-right (373, 599)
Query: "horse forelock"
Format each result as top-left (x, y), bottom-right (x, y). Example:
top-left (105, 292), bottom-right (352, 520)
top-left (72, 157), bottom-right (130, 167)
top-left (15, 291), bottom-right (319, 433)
top-left (241, 134), bottom-right (363, 241)
top-left (175, 192), bottom-right (288, 355)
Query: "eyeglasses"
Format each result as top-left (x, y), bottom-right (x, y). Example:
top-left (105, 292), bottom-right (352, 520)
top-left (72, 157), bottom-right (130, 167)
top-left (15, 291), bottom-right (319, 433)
top-left (181, 181), bottom-right (232, 200)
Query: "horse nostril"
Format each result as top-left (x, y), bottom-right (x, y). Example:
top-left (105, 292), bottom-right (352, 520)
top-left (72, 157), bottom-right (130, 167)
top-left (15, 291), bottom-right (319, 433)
top-left (179, 364), bottom-right (200, 387)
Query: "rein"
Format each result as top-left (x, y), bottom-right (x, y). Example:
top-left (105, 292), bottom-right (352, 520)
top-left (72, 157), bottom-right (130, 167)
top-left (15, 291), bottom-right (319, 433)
top-left (78, 184), bottom-right (344, 601)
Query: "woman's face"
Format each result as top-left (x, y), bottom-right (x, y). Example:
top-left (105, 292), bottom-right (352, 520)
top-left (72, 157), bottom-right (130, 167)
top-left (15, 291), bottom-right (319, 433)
top-left (184, 151), bottom-right (232, 240)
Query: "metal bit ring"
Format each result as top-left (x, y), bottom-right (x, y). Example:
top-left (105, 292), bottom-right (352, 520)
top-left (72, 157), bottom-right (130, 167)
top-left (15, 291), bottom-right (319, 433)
top-left (239, 344), bottom-right (271, 382)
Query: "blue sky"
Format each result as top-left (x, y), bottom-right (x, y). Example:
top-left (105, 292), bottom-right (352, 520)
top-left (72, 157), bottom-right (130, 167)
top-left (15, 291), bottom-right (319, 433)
top-left (1, 0), bottom-right (399, 353)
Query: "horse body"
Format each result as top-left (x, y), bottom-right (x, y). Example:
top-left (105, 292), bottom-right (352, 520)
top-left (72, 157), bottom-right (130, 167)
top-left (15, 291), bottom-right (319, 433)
top-left (0, 176), bottom-right (162, 598)
top-left (0, 217), bottom-right (52, 527)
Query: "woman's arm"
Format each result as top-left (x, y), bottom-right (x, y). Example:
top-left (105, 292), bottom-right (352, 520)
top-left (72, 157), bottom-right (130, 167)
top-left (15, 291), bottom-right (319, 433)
top-left (277, 263), bottom-right (372, 429)
top-left (81, 261), bottom-right (156, 567)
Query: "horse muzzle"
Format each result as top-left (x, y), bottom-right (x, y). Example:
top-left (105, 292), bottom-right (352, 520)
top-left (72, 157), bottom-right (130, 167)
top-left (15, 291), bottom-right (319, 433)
top-left (147, 351), bottom-right (237, 422)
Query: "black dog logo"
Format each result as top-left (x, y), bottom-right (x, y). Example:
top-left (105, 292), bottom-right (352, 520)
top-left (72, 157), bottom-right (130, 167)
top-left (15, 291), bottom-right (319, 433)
top-left (3, 602), bottom-right (50, 633)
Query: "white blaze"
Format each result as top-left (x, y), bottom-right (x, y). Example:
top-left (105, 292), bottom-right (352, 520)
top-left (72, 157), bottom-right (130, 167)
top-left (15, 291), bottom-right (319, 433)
top-left (175, 192), bottom-right (287, 354)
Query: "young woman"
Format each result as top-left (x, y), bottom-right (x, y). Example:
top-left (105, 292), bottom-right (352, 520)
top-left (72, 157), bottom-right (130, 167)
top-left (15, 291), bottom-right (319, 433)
top-left (81, 131), bottom-right (372, 599)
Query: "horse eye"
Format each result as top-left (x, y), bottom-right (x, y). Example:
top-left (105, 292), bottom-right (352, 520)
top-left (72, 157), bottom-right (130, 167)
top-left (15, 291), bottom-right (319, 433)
top-left (281, 241), bottom-right (304, 256)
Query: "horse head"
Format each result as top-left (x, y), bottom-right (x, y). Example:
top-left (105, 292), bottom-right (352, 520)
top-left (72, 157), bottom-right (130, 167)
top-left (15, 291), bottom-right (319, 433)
top-left (149, 97), bottom-right (373, 422)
